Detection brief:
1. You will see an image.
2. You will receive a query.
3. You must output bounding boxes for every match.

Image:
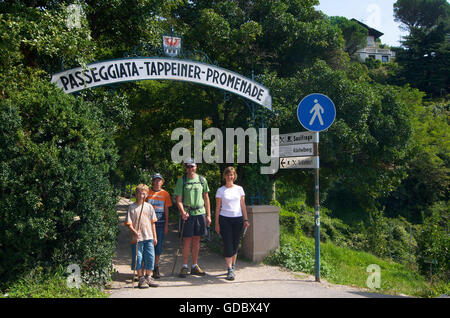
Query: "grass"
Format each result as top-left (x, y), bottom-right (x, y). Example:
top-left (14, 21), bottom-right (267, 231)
top-left (265, 228), bottom-right (438, 297)
top-left (321, 239), bottom-right (431, 296)
top-left (1, 267), bottom-right (109, 298)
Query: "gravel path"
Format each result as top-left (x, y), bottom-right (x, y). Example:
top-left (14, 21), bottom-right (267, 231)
top-left (108, 197), bottom-right (405, 298)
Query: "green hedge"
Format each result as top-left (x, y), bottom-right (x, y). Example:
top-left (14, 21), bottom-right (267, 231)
top-left (0, 80), bottom-right (119, 288)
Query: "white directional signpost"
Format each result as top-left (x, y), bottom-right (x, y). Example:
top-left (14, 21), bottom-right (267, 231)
top-left (279, 156), bottom-right (319, 169)
top-left (277, 131), bottom-right (319, 145)
top-left (293, 93), bottom-right (335, 283)
top-left (273, 143), bottom-right (314, 158)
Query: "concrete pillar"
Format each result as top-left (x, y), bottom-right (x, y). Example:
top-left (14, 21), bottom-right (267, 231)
top-left (241, 205), bottom-right (280, 263)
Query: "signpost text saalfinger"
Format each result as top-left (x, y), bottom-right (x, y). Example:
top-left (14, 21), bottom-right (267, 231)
top-left (273, 93), bottom-right (335, 282)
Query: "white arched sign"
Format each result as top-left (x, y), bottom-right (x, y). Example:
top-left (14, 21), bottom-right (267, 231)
top-left (51, 57), bottom-right (272, 111)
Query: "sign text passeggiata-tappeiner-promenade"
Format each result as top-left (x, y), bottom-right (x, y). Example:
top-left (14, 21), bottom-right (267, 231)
top-left (51, 57), bottom-right (272, 111)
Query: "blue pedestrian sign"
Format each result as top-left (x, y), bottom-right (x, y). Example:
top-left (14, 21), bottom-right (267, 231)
top-left (297, 93), bottom-right (336, 132)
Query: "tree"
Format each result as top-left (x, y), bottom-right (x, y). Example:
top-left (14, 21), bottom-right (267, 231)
top-left (171, 0), bottom-right (346, 76)
top-left (329, 16), bottom-right (368, 56)
top-left (394, 0), bottom-right (449, 31)
top-left (0, 79), bottom-right (120, 286)
top-left (0, 2), bottom-right (128, 287)
top-left (267, 60), bottom-right (415, 211)
top-left (382, 94), bottom-right (449, 223)
top-left (393, 0), bottom-right (450, 96)
top-left (114, 0), bottom-right (348, 200)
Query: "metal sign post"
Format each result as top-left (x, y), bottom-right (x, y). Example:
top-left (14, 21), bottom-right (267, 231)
top-left (313, 135), bottom-right (320, 282)
top-left (274, 134), bottom-right (320, 281)
top-left (296, 93), bottom-right (336, 283)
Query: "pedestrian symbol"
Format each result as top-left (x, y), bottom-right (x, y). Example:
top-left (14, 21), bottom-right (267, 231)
top-left (297, 93), bottom-right (336, 132)
top-left (309, 99), bottom-right (324, 126)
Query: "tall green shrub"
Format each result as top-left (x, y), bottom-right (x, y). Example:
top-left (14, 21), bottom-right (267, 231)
top-left (416, 202), bottom-right (449, 280)
top-left (0, 80), bottom-right (119, 287)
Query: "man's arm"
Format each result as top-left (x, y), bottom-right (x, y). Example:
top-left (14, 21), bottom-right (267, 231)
top-left (176, 195), bottom-right (189, 220)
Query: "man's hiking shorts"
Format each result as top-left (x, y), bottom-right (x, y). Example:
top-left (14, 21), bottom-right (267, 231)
top-left (181, 214), bottom-right (207, 238)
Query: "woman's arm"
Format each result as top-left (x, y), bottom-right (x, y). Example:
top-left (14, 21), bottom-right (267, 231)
top-left (241, 196), bottom-right (250, 228)
top-left (215, 197), bottom-right (221, 234)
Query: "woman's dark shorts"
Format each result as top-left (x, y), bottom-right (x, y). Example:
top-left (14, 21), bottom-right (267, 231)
top-left (219, 215), bottom-right (243, 258)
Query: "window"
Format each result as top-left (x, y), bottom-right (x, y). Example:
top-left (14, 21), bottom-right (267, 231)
top-left (382, 55), bottom-right (389, 63)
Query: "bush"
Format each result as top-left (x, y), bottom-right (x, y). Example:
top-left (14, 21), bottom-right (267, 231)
top-left (4, 266), bottom-right (108, 298)
top-left (0, 80), bottom-right (119, 288)
top-left (389, 218), bottom-right (417, 265)
top-left (265, 234), bottom-right (335, 279)
top-left (416, 202), bottom-right (449, 281)
top-left (279, 197), bottom-right (351, 247)
top-left (279, 197), bottom-right (418, 266)
top-left (266, 242), bottom-right (315, 273)
top-left (279, 208), bottom-right (302, 235)
top-left (361, 210), bottom-right (417, 264)
top-left (364, 57), bottom-right (382, 69)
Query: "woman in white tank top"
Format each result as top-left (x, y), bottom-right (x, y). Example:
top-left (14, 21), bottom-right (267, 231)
top-left (215, 167), bottom-right (250, 280)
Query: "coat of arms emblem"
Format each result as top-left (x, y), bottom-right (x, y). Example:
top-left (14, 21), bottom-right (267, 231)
top-left (163, 35), bottom-right (182, 57)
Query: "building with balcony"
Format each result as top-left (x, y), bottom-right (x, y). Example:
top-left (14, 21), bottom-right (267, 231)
top-left (352, 19), bottom-right (396, 63)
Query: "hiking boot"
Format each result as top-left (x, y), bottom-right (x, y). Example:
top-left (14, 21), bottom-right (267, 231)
top-left (138, 276), bottom-right (149, 289)
top-left (152, 266), bottom-right (161, 279)
top-left (146, 275), bottom-right (159, 287)
top-left (190, 264), bottom-right (206, 276)
top-left (179, 266), bottom-right (189, 278)
top-left (226, 268), bottom-right (235, 281)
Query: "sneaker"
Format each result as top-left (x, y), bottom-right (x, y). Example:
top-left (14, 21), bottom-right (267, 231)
top-left (138, 276), bottom-right (149, 289)
top-left (152, 266), bottom-right (161, 279)
top-left (146, 275), bottom-right (159, 287)
top-left (226, 268), bottom-right (235, 281)
top-left (179, 266), bottom-right (189, 278)
top-left (190, 264), bottom-right (206, 276)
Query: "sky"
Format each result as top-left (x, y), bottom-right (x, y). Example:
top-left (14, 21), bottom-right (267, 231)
top-left (315, 0), bottom-right (408, 47)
